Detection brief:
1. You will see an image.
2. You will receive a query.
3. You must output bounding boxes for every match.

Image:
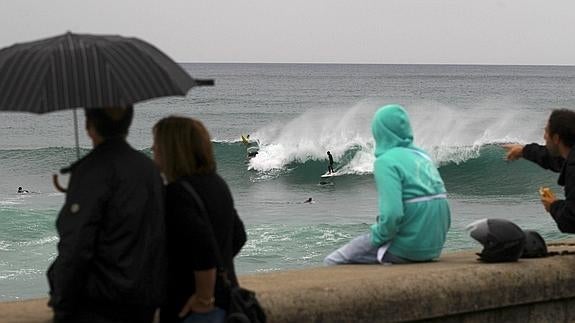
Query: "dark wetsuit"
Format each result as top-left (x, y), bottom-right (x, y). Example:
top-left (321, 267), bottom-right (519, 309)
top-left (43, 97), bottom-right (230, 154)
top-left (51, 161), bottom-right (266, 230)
top-left (328, 153), bottom-right (334, 173)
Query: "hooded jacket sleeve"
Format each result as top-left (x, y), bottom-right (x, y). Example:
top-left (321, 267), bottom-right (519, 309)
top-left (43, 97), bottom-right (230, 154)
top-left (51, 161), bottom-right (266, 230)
top-left (522, 143), bottom-right (564, 172)
top-left (370, 158), bottom-right (404, 246)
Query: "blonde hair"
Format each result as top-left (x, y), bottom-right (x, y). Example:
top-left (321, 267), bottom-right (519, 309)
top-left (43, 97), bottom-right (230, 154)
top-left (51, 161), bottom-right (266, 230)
top-left (153, 116), bottom-right (216, 182)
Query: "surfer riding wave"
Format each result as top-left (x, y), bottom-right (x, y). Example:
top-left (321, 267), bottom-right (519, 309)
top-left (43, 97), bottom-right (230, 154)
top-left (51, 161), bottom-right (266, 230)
top-left (242, 134), bottom-right (260, 158)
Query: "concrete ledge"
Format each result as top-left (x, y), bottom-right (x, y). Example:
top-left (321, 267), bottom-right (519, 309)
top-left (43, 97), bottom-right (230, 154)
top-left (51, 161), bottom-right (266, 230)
top-left (2, 241), bottom-right (575, 323)
top-left (242, 242), bottom-right (575, 322)
top-left (0, 299), bottom-right (51, 323)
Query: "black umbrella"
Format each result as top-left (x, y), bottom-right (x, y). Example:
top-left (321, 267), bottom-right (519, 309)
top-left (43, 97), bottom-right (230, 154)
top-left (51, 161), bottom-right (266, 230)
top-left (0, 32), bottom-right (214, 192)
top-left (0, 32), bottom-right (214, 157)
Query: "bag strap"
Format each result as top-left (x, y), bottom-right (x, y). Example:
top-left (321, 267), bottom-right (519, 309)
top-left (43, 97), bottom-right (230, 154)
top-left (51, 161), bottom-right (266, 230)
top-left (180, 180), bottom-right (233, 287)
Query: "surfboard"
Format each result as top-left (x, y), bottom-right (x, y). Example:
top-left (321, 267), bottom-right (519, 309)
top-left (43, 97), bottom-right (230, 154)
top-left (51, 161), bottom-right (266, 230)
top-left (241, 135), bottom-right (250, 145)
top-left (320, 172), bottom-right (336, 178)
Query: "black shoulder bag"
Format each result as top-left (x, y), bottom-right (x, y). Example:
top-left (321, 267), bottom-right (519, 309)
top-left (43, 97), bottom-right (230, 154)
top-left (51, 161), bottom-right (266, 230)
top-left (181, 181), bottom-right (267, 323)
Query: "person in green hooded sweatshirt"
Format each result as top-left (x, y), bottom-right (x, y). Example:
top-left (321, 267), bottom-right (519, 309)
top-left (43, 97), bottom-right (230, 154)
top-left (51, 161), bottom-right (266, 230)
top-left (324, 104), bottom-right (451, 265)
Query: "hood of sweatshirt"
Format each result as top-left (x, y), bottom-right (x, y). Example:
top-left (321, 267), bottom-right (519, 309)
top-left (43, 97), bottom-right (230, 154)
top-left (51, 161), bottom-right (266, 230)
top-left (371, 104), bottom-right (414, 158)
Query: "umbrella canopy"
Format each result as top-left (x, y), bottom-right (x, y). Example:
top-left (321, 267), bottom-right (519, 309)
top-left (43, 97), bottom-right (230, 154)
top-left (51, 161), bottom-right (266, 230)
top-left (0, 32), bottom-right (213, 113)
top-left (0, 32), bottom-right (214, 187)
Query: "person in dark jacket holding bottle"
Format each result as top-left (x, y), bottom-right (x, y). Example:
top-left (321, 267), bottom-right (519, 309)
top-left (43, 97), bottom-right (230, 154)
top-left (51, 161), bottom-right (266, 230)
top-left (152, 116), bottom-right (247, 323)
top-left (47, 106), bottom-right (167, 323)
top-left (503, 109), bottom-right (575, 233)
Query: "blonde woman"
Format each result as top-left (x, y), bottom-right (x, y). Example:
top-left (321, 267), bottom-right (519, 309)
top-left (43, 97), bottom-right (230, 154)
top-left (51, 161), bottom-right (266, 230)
top-left (153, 116), bottom-right (247, 323)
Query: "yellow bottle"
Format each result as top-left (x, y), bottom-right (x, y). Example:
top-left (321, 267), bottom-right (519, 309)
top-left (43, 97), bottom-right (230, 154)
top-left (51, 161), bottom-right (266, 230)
top-left (539, 187), bottom-right (553, 198)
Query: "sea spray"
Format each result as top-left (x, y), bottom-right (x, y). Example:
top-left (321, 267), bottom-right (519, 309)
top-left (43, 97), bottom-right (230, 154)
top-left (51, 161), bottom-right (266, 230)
top-left (248, 100), bottom-right (378, 171)
top-left (240, 101), bottom-right (547, 175)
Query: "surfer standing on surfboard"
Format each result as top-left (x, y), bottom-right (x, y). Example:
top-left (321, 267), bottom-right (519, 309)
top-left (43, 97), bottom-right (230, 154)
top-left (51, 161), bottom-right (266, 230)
top-left (327, 151), bottom-right (334, 174)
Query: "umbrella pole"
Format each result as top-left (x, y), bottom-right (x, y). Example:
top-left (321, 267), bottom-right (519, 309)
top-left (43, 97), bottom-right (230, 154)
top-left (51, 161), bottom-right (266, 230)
top-left (73, 108), bottom-right (80, 159)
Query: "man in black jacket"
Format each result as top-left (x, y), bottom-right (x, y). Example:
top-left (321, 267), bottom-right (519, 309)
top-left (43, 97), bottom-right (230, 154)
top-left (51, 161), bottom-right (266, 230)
top-left (47, 106), bottom-right (166, 323)
top-left (503, 109), bottom-right (575, 233)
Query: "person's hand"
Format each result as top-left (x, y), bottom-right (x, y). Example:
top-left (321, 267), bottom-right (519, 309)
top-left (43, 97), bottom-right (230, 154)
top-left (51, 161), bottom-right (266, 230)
top-left (539, 187), bottom-right (557, 213)
top-left (502, 144), bottom-right (524, 161)
top-left (179, 294), bottom-right (215, 317)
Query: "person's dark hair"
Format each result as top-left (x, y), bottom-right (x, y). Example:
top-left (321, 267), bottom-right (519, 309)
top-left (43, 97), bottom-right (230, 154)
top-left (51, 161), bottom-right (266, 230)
top-left (85, 106), bottom-right (134, 139)
top-left (548, 109), bottom-right (575, 147)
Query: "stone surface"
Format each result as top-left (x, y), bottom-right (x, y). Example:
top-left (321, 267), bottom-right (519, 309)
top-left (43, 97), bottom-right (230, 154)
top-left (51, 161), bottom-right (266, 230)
top-left (240, 241), bottom-right (575, 322)
top-left (2, 241), bottom-right (575, 322)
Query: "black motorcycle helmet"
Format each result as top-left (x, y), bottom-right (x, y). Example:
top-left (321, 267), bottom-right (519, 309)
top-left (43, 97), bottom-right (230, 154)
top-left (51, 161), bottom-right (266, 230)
top-left (521, 230), bottom-right (548, 258)
top-left (466, 219), bottom-right (526, 263)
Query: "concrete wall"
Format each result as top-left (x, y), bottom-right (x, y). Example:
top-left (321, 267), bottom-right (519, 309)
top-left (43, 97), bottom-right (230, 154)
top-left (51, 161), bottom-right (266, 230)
top-left (2, 242), bottom-right (575, 323)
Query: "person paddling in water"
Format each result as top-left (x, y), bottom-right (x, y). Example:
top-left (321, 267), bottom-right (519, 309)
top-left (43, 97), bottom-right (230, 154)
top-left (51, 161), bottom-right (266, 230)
top-left (17, 187), bottom-right (29, 194)
top-left (327, 151), bottom-right (334, 174)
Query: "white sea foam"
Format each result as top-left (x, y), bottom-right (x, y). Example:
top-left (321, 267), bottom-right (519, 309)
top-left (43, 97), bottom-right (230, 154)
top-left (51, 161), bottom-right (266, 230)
top-left (0, 240), bottom-right (11, 251)
top-left (212, 138), bottom-right (241, 143)
top-left (0, 268), bottom-right (41, 280)
top-left (248, 101), bottom-right (377, 172)
top-left (17, 236), bottom-right (58, 247)
top-left (246, 100), bottom-right (546, 173)
top-left (0, 200), bottom-right (21, 206)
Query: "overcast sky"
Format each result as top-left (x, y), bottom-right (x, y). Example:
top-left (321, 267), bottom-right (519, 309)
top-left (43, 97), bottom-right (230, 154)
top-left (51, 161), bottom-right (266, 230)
top-left (1, 0), bottom-right (574, 65)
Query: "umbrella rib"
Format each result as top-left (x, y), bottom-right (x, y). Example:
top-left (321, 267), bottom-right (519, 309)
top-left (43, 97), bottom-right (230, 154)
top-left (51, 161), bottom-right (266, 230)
top-left (49, 53), bottom-right (61, 112)
top-left (78, 38), bottom-right (92, 108)
top-left (90, 45), bottom-right (103, 107)
top-left (100, 44), bottom-right (154, 104)
top-left (114, 43), bottom-right (162, 100)
top-left (18, 52), bottom-right (51, 112)
top-left (0, 51), bottom-right (35, 111)
top-left (67, 34), bottom-right (83, 109)
top-left (43, 36), bottom-right (67, 112)
top-left (0, 36), bottom-right (63, 111)
top-left (58, 42), bottom-right (71, 109)
top-left (100, 39), bottom-right (183, 103)
top-left (120, 42), bottom-right (173, 96)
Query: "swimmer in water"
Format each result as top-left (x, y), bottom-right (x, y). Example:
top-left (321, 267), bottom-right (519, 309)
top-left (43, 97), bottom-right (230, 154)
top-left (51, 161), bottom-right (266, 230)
top-left (17, 187), bottom-right (29, 194)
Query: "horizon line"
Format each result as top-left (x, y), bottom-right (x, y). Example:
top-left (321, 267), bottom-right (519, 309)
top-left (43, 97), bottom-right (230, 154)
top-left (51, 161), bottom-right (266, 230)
top-left (178, 62), bottom-right (575, 67)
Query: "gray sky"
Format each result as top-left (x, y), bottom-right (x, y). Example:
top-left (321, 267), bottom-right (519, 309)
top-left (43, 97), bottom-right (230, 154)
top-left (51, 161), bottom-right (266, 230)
top-left (1, 0), bottom-right (574, 65)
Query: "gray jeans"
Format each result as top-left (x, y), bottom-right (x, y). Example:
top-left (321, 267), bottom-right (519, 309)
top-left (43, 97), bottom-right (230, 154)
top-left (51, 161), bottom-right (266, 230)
top-left (324, 233), bottom-right (412, 265)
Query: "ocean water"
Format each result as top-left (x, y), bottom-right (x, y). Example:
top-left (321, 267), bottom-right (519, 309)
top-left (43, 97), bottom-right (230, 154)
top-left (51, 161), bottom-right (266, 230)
top-left (1, 63), bottom-right (574, 301)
